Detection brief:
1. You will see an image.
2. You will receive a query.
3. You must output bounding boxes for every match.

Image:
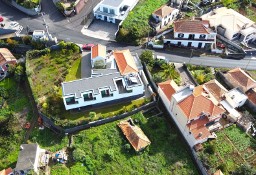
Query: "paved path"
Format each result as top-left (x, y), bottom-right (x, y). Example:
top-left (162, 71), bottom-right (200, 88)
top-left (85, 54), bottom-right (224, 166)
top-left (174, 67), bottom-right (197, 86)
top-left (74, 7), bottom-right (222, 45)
top-left (81, 51), bottom-right (91, 78)
top-left (174, 63), bottom-right (195, 86)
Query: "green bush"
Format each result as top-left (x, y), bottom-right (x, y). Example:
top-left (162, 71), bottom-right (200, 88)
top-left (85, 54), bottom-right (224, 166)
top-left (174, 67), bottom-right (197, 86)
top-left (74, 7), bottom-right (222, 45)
top-left (73, 148), bottom-right (86, 162)
top-left (205, 144), bottom-right (215, 154)
top-left (56, 2), bottom-right (64, 12)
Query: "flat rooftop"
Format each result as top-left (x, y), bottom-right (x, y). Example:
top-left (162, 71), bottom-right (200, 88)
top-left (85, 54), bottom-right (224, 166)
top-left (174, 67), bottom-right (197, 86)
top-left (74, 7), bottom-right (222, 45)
top-left (62, 72), bottom-right (121, 98)
top-left (101, 0), bottom-right (123, 7)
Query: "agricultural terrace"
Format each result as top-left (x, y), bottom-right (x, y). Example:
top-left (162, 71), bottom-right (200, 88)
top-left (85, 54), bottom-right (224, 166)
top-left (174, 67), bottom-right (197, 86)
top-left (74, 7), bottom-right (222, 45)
top-left (117, 0), bottom-right (169, 45)
top-left (50, 112), bottom-right (198, 175)
top-left (0, 78), bottom-right (32, 169)
top-left (199, 125), bottom-right (256, 174)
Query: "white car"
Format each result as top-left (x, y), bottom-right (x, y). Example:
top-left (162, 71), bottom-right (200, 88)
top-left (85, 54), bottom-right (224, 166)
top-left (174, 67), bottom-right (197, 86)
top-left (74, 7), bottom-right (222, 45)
top-left (9, 21), bottom-right (19, 28)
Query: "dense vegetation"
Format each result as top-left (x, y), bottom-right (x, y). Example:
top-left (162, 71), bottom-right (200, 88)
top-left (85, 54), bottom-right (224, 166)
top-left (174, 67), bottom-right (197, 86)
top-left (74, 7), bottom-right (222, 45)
top-left (116, 0), bottom-right (169, 45)
top-left (16, 0), bottom-right (40, 9)
top-left (26, 41), bottom-right (81, 120)
top-left (51, 112), bottom-right (198, 174)
top-left (140, 50), bottom-right (181, 85)
top-left (187, 64), bottom-right (214, 84)
top-left (0, 78), bottom-right (32, 169)
top-left (199, 125), bottom-right (256, 174)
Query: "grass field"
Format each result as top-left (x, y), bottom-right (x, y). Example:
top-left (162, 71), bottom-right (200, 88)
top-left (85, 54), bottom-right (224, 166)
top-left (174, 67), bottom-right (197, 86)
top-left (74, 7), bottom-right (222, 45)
top-left (200, 125), bottom-right (256, 174)
top-left (57, 112), bottom-right (199, 175)
top-left (0, 78), bottom-right (32, 169)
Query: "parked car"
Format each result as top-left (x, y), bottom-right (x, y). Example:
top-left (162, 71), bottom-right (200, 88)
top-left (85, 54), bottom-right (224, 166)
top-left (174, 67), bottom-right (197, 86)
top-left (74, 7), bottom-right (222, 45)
top-left (216, 42), bottom-right (225, 49)
top-left (0, 16), bottom-right (3, 22)
top-left (82, 43), bottom-right (94, 50)
top-left (9, 21), bottom-right (19, 28)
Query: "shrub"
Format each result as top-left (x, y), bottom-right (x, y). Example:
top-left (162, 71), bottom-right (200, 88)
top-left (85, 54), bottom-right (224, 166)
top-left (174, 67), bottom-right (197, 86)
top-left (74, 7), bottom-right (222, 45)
top-left (89, 112), bottom-right (96, 119)
top-left (140, 50), bottom-right (154, 66)
top-left (73, 148), bottom-right (86, 162)
top-left (124, 143), bottom-right (131, 150)
top-left (22, 36), bottom-right (32, 45)
top-left (93, 60), bottom-right (106, 69)
top-left (205, 144), bottom-right (215, 154)
top-left (56, 2), bottom-right (64, 12)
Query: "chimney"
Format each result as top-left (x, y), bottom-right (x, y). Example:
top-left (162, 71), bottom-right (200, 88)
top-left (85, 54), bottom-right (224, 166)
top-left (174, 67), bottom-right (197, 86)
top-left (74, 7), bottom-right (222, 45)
top-left (198, 132), bottom-right (203, 137)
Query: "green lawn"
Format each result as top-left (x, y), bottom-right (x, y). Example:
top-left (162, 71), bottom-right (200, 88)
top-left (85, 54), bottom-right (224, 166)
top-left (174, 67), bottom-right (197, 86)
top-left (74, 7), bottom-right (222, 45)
top-left (117, 0), bottom-right (169, 44)
top-left (65, 58), bottom-right (81, 82)
top-left (0, 78), bottom-right (32, 169)
top-left (54, 112), bottom-right (198, 174)
top-left (199, 125), bottom-right (256, 174)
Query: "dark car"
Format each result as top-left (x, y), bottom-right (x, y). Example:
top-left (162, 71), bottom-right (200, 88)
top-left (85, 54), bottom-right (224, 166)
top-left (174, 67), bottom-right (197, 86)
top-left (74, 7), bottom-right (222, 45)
top-left (82, 43), bottom-right (94, 50)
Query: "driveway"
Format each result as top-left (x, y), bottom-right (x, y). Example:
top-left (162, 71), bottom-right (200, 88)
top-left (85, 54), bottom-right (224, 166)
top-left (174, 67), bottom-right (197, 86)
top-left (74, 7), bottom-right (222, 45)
top-left (174, 63), bottom-right (196, 86)
top-left (81, 52), bottom-right (91, 78)
top-left (81, 20), bottom-right (118, 41)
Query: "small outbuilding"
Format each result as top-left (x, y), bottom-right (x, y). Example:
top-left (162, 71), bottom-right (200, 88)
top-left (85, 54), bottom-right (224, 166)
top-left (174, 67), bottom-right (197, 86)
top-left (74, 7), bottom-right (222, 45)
top-left (118, 118), bottom-right (151, 152)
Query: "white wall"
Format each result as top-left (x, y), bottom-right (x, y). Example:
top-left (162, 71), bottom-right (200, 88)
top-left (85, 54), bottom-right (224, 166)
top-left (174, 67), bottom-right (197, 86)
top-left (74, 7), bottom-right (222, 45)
top-left (158, 86), bottom-right (208, 147)
top-left (64, 83), bottom-right (144, 110)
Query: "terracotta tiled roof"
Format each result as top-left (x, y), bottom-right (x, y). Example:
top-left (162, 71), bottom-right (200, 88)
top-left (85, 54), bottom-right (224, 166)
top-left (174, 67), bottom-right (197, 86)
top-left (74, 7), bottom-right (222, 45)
top-left (174, 20), bottom-right (210, 34)
top-left (178, 94), bottom-right (225, 120)
top-left (118, 120), bottom-right (151, 152)
top-left (204, 79), bottom-right (228, 102)
top-left (114, 49), bottom-right (138, 75)
top-left (226, 68), bottom-right (256, 92)
top-left (152, 5), bottom-right (175, 18)
top-left (0, 168), bottom-right (12, 175)
top-left (158, 80), bottom-right (177, 101)
top-left (91, 44), bottom-right (106, 59)
top-left (213, 170), bottom-right (224, 175)
top-left (187, 117), bottom-right (211, 140)
top-left (0, 48), bottom-right (16, 66)
top-left (193, 85), bottom-right (204, 97)
top-left (246, 88), bottom-right (256, 105)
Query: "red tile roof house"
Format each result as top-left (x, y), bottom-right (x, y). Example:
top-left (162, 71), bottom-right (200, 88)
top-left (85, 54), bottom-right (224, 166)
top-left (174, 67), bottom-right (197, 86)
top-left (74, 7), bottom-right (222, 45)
top-left (151, 5), bottom-right (179, 31)
top-left (163, 19), bottom-right (217, 49)
top-left (224, 68), bottom-right (256, 93)
top-left (0, 168), bottom-right (13, 175)
top-left (158, 80), bottom-right (226, 147)
top-left (0, 48), bottom-right (17, 77)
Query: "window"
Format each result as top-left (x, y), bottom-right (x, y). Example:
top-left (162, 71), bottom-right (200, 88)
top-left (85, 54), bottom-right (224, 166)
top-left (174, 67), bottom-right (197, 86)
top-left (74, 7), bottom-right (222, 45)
top-left (83, 93), bottom-right (95, 101)
top-left (97, 15), bottom-right (102, 18)
top-left (178, 33), bottom-right (184, 38)
top-left (109, 17), bottom-right (113, 21)
top-left (199, 34), bottom-right (206, 39)
top-left (65, 97), bottom-right (78, 105)
top-left (103, 7), bottom-right (108, 13)
top-left (109, 9), bottom-right (114, 14)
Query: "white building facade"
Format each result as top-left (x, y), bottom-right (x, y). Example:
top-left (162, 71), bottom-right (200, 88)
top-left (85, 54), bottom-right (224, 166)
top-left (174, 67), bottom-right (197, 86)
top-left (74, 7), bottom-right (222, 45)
top-left (93, 0), bottom-right (139, 24)
top-left (151, 5), bottom-right (179, 31)
top-left (163, 20), bottom-right (216, 48)
top-left (62, 72), bottom-right (144, 110)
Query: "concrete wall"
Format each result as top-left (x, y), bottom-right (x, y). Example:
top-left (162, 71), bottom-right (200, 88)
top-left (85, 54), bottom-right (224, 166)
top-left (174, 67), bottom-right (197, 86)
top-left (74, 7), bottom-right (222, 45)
top-left (11, 0), bottom-right (40, 16)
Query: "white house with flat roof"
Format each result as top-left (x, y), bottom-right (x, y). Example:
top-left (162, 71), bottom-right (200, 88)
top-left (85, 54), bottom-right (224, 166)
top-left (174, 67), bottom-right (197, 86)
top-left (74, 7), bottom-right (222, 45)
top-left (62, 48), bottom-right (144, 110)
top-left (93, 0), bottom-right (139, 24)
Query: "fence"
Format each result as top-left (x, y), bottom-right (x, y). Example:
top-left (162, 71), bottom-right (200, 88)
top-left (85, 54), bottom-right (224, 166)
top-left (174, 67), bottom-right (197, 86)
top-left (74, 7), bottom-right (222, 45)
top-left (40, 101), bottom-right (156, 134)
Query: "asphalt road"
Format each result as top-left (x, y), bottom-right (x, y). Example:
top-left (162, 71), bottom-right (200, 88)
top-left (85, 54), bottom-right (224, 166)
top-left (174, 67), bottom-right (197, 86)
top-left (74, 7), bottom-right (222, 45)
top-left (1, 0), bottom-right (256, 70)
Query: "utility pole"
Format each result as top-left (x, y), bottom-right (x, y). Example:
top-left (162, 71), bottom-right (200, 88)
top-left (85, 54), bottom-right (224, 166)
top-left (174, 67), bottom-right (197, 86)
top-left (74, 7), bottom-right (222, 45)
top-left (189, 49), bottom-right (193, 64)
top-left (38, 12), bottom-right (51, 41)
top-left (245, 53), bottom-right (253, 70)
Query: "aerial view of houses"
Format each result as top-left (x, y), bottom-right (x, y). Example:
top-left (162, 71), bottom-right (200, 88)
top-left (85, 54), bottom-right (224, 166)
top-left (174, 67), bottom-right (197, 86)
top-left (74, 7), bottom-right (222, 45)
top-left (0, 0), bottom-right (256, 174)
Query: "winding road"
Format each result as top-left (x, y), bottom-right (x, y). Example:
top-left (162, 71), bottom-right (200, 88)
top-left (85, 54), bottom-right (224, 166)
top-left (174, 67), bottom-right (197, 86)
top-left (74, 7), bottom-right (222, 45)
top-left (1, 0), bottom-right (256, 70)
